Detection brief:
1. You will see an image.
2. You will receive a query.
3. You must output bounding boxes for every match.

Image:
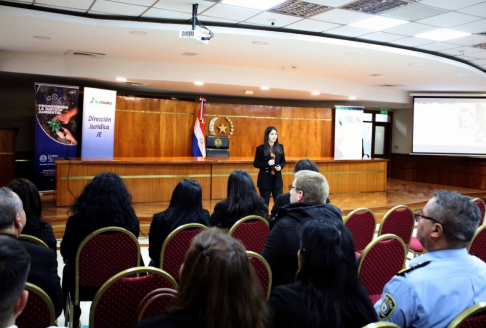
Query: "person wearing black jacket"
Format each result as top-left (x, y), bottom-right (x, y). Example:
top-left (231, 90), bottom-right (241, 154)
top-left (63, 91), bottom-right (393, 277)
top-left (253, 126), bottom-right (286, 206)
top-left (262, 170), bottom-right (342, 288)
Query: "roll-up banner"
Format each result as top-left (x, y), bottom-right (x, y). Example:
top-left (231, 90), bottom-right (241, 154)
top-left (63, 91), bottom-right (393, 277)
top-left (334, 106), bottom-right (364, 159)
top-left (81, 87), bottom-right (117, 158)
top-left (34, 83), bottom-right (79, 191)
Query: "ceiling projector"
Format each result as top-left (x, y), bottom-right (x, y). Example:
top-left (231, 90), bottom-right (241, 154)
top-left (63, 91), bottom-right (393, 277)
top-left (179, 30), bottom-right (210, 45)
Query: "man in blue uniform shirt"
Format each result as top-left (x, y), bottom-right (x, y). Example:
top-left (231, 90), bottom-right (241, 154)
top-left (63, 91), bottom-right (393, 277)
top-left (375, 190), bottom-right (486, 327)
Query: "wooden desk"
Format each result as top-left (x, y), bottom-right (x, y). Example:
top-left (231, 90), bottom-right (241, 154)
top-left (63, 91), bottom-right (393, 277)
top-left (55, 157), bottom-right (388, 206)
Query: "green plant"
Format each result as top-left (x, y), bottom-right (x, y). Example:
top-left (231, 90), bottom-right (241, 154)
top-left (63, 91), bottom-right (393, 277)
top-left (47, 118), bottom-right (62, 133)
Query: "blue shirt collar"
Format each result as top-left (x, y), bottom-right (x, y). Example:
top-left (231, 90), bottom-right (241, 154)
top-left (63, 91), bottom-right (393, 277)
top-left (410, 248), bottom-right (469, 267)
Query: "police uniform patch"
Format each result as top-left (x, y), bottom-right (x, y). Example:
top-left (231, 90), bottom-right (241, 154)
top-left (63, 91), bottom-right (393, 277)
top-left (379, 293), bottom-right (396, 319)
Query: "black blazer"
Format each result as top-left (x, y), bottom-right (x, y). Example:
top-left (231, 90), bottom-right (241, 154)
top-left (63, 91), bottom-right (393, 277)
top-left (18, 238), bottom-right (64, 318)
top-left (253, 144), bottom-right (286, 190)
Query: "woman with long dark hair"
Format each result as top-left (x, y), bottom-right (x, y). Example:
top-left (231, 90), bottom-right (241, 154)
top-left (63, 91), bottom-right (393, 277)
top-left (136, 228), bottom-right (270, 328)
top-left (209, 170), bottom-right (268, 229)
top-left (60, 172), bottom-right (140, 327)
top-left (8, 178), bottom-right (57, 252)
top-left (253, 126), bottom-right (286, 206)
top-left (149, 179), bottom-right (210, 267)
top-left (269, 219), bottom-right (377, 328)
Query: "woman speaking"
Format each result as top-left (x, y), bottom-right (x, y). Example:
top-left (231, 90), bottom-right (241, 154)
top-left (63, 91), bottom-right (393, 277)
top-left (253, 126), bottom-right (286, 206)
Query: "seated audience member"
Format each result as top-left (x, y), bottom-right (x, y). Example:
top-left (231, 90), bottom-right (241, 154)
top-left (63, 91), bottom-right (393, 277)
top-left (270, 159), bottom-right (330, 220)
top-left (262, 170), bottom-right (342, 287)
top-left (135, 228), bottom-right (270, 328)
top-left (0, 187), bottom-right (63, 318)
top-left (375, 190), bottom-right (486, 327)
top-left (61, 172), bottom-right (140, 327)
top-left (149, 179), bottom-right (210, 267)
top-left (210, 170), bottom-right (268, 229)
top-left (0, 235), bottom-right (30, 328)
top-left (8, 178), bottom-right (57, 252)
top-left (269, 219), bottom-right (377, 328)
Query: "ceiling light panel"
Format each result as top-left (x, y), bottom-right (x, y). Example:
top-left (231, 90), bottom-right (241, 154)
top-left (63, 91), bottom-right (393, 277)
top-left (349, 16), bottom-right (408, 31)
top-left (415, 29), bottom-right (471, 42)
top-left (221, 0), bottom-right (286, 10)
top-left (380, 3), bottom-right (449, 21)
top-left (341, 0), bottom-right (419, 15)
top-left (268, 0), bottom-right (331, 18)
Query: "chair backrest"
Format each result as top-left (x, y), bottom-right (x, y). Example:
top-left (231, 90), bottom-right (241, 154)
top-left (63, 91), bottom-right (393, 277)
top-left (468, 224), bottom-right (486, 263)
top-left (137, 288), bottom-right (177, 322)
top-left (472, 198), bottom-right (486, 226)
top-left (90, 267), bottom-right (178, 328)
top-left (229, 215), bottom-right (269, 254)
top-left (17, 283), bottom-right (56, 328)
top-left (358, 234), bottom-right (407, 304)
top-left (361, 323), bottom-right (400, 328)
top-left (160, 223), bottom-right (208, 280)
top-left (344, 208), bottom-right (377, 252)
top-left (75, 226), bottom-right (140, 304)
top-left (18, 234), bottom-right (49, 248)
top-left (378, 205), bottom-right (414, 248)
top-left (447, 302), bottom-right (486, 328)
top-left (247, 251), bottom-right (272, 300)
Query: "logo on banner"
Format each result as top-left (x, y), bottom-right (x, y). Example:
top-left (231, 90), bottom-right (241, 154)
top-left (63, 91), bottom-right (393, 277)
top-left (39, 155), bottom-right (47, 163)
top-left (90, 97), bottom-right (112, 106)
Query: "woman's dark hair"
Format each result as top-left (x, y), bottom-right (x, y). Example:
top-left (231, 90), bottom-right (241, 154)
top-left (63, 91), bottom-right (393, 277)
top-left (226, 170), bottom-right (267, 216)
top-left (69, 172), bottom-right (138, 234)
top-left (297, 219), bottom-right (377, 328)
top-left (170, 228), bottom-right (270, 328)
top-left (8, 178), bottom-right (46, 235)
top-left (263, 126), bottom-right (282, 155)
top-left (166, 179), bottom-right (206, 230)
top-left (293, 159), bottom-right (319, 173)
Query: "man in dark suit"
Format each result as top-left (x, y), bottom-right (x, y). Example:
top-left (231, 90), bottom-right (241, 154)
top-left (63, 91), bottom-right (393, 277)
top-left (0, 235), bottom-right (30, 328)
top-left (0, 187), bottom-right (63, 318)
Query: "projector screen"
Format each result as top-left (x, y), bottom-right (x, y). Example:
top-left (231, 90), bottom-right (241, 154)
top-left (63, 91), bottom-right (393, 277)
top-left (413, 97), bottom-right (486, 155)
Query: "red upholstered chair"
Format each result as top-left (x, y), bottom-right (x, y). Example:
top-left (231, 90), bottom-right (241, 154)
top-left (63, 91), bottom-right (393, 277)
top-left (344, 208), bottom-right (376, 253)
top-left (247, 251), bottom-right (272, 299)
top-left (472, 198), bottom-right (486, 227)
top-left (66, 227), bottom-right (140, 326)
top-left (160, 223), bottom-right (208, 280)
top-left (136, 288), bottom-right (177, 322)
top-left (378, 205), bottom-right (414, 252)
top-left (17, 283), bottom-right (56, 328)
top-left (90, 267), bottom-right (178, 328)
top-left (18, 234), bottom-right (49, 248)
top-left (468, 224), bottom-right (486, 263)
top-left (229, 215), bottom-right (269, 254)
top-left (358, 234), bottom-right (407, 304)
top-left (447, 302), bottom-right (486, 328)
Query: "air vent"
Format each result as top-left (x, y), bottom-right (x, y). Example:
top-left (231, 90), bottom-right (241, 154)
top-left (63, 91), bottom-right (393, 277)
top-left (341, 0), bottom-right (419, 15)
top-left (472, 42), bottom-right (486, 50)
top-left (65, 50), bottom-right (106, 58)
top-left (269, 0), bottom-right (330, 18)
top-left (372, 84), bottom-right (405, 87)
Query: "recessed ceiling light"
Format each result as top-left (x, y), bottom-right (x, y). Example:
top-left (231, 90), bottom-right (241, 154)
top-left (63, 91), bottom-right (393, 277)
top-left (116, 77), bottom-right (127, 82)
top-left (349, 96), bottom-right (357, 100)
top-left (409, 63), bottom-right (422, 66)
top-left (194, 81), bottom-right (204, 86)
top-left (222, 0), bottom-right (285, 10)
top-left (33, 36), bottom-right (50, 40)
top-left (349, 16), bottom-right (408, 31)
top-left (252, 41), bottom-right (268, 46)
top-left (261, 86), bottom-right (270, 90)
top-left (130, 31), bottom-right (147, 35)
top-left (414, 29), bottom-right (470, 42)
top-left (311, 91), bottom-right (320, 96)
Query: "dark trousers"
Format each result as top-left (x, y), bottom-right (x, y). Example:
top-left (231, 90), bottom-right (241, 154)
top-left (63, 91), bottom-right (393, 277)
top-left (260, 186), bottom-right (283, 207)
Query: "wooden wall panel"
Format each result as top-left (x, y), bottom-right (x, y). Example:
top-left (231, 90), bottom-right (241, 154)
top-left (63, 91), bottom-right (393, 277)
top-left (390, 154), bottom-right (486, 190)
top-left (0, 129), bottom-right (16, 187)
top-left (114, 97), bottom-right (333, 158)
